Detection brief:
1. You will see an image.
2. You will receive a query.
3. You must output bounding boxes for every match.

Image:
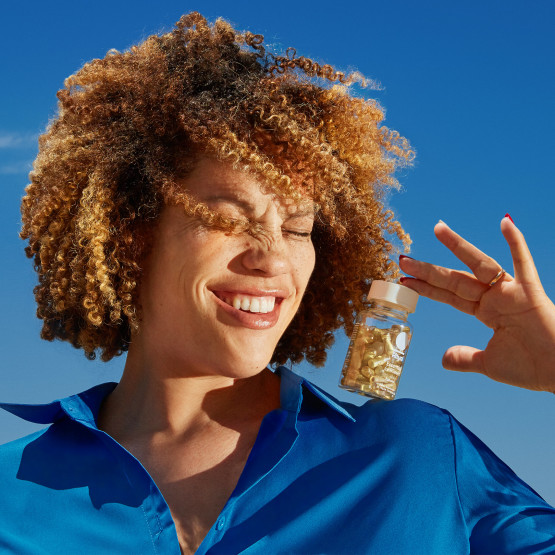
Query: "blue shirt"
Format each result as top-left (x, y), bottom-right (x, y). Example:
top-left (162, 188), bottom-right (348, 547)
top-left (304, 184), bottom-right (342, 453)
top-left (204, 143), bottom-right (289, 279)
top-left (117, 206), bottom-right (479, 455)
top-left (1, 366), bottom-right (554, 554)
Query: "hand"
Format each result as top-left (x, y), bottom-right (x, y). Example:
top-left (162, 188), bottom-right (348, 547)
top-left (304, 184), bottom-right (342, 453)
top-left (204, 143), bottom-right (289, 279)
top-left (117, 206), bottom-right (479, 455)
top-left (398, 216), bottom-right (555, 393)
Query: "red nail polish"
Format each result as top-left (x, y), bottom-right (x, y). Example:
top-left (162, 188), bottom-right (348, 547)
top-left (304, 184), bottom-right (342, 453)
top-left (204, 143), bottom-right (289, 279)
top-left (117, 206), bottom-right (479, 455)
top-left (399, 255), bottom-right (413, 261)
top-left (399, 276), bottom-right (409, 283)
top-left (504, 213), bottom-right (514, 224)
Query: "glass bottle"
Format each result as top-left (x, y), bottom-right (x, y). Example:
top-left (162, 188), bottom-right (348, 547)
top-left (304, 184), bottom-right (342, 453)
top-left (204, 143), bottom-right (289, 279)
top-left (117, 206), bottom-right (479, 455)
top-left (339, 280), bottom-right (418, 400)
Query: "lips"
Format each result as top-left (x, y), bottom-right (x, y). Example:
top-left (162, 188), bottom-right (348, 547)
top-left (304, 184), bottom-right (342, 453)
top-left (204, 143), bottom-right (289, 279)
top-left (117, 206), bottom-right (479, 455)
top-left (210, 289), bottom-right (287, 330)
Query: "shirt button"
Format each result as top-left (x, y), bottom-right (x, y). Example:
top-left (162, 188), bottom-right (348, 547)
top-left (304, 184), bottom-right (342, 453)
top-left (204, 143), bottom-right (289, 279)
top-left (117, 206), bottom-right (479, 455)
top-left (216, 517), bottom-right (226, 531)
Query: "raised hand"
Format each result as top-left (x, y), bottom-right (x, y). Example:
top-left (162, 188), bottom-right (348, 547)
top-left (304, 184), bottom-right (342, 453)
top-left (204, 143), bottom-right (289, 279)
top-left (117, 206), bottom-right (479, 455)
top-left (398, 216), bottom-right (555, 393)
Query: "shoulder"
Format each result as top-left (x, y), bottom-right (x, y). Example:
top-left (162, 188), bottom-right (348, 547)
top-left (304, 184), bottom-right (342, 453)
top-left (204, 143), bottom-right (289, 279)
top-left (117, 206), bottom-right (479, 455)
top-left (0, 428), bottom-right (54, 519)
top-left (0, 428), bottom-right (51, 472)
top-left (350, 397), bottom-right (455, 454)
top-left (298, 370), bottom-right (451, 433)
top-left (0, 417), bottom-right (104, 499)
top-left (305, 385), bottom-right (453, 440)
top-left (349, 396), bottom-right (453, 435)
top-left (300, 387), bottom-right (457, 465)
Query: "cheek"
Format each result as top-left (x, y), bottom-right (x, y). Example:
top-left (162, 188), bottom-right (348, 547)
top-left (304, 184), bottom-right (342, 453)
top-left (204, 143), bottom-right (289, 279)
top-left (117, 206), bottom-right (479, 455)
top-left (294, 242), bottom-right (316, 292)
top-left (141, 238), bottom-right (205, 309)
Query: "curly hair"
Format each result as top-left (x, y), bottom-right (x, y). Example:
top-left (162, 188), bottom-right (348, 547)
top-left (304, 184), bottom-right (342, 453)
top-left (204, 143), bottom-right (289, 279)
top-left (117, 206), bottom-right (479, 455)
top-left (21, 12), bottom-right (413, 365)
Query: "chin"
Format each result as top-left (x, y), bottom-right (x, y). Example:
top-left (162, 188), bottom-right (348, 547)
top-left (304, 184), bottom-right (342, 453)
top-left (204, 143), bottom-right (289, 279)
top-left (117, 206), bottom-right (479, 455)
top-left (231, 351), bottom-right (275, 377)
top-left (211, 342), bottom-right (276, 379)
top-left (220, 325), bottom-right (281, 357)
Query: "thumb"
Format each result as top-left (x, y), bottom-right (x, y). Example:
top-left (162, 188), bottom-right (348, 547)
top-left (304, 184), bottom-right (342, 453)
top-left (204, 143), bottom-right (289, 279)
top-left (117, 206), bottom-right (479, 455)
top-left (442, 346), bottom-right (485, 373)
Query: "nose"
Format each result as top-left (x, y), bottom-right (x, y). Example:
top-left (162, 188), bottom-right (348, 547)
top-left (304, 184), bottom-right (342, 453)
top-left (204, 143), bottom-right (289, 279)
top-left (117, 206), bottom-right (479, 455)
top-left (241, 230), bottom-right (292, 276)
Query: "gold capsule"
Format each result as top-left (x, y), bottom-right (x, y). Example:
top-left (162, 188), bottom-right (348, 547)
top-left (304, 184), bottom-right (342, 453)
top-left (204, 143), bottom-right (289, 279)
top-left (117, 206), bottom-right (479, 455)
top-left (373, 354), bottom-right (389, 367)
top-left (374, 363), bottom-right (386, 376)
top-left (365, 342), bottom-right (384, 357)
top-left (360, 365), bottom-right (373, 379)
top-left (358, 325), bottom-right (373, 337)
top-left (383, 334), bottom-right (395, 355)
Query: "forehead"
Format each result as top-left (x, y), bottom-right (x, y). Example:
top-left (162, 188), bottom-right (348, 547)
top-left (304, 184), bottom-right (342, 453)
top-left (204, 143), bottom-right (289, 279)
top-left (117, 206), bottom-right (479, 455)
top-left (180, 158), bottom-right (314, 215)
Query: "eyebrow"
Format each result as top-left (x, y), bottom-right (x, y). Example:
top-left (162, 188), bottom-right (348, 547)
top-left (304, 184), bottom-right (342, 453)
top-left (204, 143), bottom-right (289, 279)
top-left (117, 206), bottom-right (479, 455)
top-left (203, 195), bottom-right (255, 215)
top-left (203, 194), bottom-right (315, 218)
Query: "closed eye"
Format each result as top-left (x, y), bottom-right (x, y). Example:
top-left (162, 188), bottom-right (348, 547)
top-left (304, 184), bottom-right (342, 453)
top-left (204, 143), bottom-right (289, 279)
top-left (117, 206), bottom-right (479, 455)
top-left (283, 229), bottom-right (312, 238)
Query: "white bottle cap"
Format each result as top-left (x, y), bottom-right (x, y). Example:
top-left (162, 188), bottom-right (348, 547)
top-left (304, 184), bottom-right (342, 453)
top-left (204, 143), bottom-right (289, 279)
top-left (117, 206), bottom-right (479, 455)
top-left (367, 280), bottom-right (419, 313)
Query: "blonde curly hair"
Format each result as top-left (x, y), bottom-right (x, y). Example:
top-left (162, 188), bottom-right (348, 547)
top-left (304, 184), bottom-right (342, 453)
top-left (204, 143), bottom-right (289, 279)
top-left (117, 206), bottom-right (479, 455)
top-left (21, 12), bottom-right (413, 365)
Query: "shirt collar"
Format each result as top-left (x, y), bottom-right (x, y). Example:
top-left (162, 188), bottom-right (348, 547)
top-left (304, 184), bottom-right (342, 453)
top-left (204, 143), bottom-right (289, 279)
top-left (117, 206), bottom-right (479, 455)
top-left (0, 367), bottom-right (355, 426)
top-left (277, 366), bottom-right (355, 421)
top-left (0, 382), bottom-right (118, 427)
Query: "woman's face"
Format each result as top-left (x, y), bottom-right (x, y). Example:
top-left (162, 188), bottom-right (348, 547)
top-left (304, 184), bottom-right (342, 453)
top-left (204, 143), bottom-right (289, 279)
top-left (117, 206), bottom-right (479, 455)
top-left (135, 159), bottom-right (316, 379)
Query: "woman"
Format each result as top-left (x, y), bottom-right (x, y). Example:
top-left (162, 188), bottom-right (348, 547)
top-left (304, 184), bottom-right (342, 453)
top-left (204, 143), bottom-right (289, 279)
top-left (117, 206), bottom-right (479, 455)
top-left (1, 12), bottom-right (555, 554)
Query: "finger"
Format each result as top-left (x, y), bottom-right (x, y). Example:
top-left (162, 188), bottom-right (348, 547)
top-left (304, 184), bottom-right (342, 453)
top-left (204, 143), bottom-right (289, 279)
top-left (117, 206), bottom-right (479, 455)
top-left (399, 255), bottom-right (487, 302)
top-left (442, 346), bottom-right (485, 373)
top-left (400, 277), bottom-right (477, 315)
top-left (434, 221), bottom-right (502, 284)
top-left (500, 215), bottom-right (541, 284)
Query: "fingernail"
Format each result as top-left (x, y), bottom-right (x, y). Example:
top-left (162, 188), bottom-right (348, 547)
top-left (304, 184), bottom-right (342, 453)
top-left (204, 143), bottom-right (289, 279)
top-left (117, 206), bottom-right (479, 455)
top-left (399, 276), bottom-right (409, 284)
top-left (399, 255), bottom-right (413, 261)
top-left (504, 213), bottom-right (515, 224)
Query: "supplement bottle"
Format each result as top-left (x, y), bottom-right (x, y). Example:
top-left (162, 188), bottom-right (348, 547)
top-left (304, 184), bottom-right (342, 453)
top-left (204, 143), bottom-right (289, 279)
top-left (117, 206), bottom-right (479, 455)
top-left (339, 280), bottom-right (418, 400)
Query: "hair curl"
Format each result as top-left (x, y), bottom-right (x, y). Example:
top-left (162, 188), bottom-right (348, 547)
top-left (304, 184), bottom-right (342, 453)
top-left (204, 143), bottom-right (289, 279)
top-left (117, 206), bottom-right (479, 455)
top-left (21, 12), bottom-right (413, 365)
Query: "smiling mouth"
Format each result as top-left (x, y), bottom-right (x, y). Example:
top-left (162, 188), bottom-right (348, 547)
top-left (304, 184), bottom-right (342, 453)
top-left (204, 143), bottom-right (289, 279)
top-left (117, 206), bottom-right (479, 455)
top-left (212, 292), bottom-right (283, 314)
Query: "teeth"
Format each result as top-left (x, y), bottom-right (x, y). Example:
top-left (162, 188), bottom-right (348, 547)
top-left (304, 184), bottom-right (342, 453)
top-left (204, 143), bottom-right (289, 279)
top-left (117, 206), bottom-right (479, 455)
top-left (221, 294), bottom-right (277, 314)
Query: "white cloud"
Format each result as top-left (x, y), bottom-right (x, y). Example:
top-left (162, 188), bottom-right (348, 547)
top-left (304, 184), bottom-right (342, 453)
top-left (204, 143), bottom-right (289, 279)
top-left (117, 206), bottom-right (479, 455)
top-left (0, 132), bottom-right (38, 149)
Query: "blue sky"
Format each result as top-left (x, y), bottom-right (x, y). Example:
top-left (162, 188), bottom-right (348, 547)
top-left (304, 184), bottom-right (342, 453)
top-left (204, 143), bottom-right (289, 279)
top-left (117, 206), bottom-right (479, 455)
top-left (2, 1), bottom-right (555, 503)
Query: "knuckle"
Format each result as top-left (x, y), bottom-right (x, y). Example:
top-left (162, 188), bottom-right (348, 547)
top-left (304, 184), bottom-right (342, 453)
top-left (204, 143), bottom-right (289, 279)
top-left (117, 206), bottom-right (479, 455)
top-left (474, 258), bottom-right (493, 277)
top-left (420, 261), bottom-right (434, 281)
top-left (436, 264), bottom-right (450, 283)
top-left (447, 273), bottom-right (460, 294)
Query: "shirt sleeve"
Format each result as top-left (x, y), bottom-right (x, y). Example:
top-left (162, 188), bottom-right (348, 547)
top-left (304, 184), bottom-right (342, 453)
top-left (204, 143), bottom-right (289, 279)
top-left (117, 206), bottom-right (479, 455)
top-left (447, 412), bottom-right (555, 554)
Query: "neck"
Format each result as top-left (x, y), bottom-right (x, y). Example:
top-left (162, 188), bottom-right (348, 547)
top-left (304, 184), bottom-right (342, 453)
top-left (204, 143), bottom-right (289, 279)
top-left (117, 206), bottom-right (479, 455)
top-left (97, 344), bottom-right (281, 443)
